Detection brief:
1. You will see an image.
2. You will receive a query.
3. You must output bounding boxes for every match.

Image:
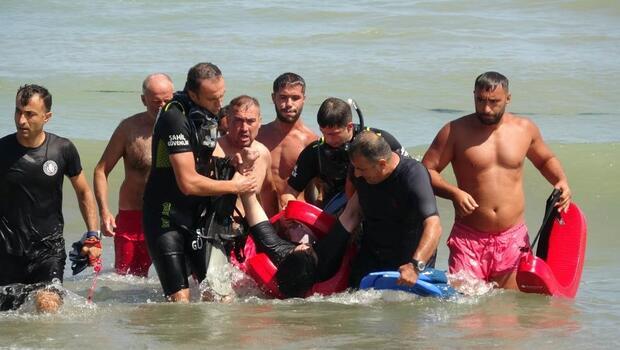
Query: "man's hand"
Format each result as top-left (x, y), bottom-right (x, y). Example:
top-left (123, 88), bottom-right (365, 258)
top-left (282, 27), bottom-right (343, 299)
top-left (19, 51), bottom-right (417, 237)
top-left (100, 211), bottom-right (116, 237)
top-left (453, 189), bottom-right (479, 218)
top-left (231, 171), bottom-right (258, 194)
top-left (80, 237), bottom-right (102, 266)
top-left (232, 147), bottom-right (259, 175)
top-left (555, 181), bottom-right (572, 213)
top-left (397, 262), bottom-right (419, 287)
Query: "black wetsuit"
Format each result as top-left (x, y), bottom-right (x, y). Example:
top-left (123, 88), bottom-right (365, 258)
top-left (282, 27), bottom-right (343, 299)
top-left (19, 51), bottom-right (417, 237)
top-left (349, 155), bottom-right (439, 287)
top-left (143, 92), bottom-right (219, 296)
top-left (0, 133), bottom-right (82, 286)
top-left (288, 125), bottom-right (406, 206)
top-left (250, 219), bottom-right (350, 283)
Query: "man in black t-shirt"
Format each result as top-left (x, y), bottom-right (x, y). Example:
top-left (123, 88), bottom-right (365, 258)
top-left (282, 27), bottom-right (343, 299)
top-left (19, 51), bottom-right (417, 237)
top-left (1, 84), bottom-right (100, 312)
top-left (281, 97), bottom-right (408, 213)
top-left (346, 131), bottom-right (442, 288)
top-left (143, 63), bottom-right (257, 303)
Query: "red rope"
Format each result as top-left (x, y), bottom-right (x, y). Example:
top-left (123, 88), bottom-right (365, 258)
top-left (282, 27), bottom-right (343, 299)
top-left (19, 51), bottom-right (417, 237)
top-left (87, 261), bottom-right (102, 304)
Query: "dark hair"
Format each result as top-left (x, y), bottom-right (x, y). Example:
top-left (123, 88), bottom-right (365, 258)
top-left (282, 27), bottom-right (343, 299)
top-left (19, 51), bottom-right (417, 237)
top-left (184, 62), bottom-right (222, 94)
top-left (229, 95), bottom-right (260, 113)
top-left (348, 130), bottom-right (392, 163)
top-left (16, 84), bottom-right (52, 112)
top-left (275, 250), bottom-right (317, 298)
top-left (317, 97), bottom-right (352, 128)
top-left (272, 72), bottom-right (306, 94)
top-left (475, 71), bottom-right (509, 93)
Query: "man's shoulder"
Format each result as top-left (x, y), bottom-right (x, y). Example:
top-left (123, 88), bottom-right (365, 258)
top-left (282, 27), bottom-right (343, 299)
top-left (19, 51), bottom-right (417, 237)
top-left (120, 111), bottom-right (149, 127)
top-left (0, 133), bottom-right (17, 145)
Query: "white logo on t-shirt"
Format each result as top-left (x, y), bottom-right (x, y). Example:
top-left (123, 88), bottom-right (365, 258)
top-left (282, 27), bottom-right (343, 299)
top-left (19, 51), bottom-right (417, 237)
top-left (43, 160), bottom-right (58, 176)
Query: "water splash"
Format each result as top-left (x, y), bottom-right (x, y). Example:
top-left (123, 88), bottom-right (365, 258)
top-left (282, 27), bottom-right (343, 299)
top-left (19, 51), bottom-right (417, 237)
top-left (447, 270), bottom-right (496, 296)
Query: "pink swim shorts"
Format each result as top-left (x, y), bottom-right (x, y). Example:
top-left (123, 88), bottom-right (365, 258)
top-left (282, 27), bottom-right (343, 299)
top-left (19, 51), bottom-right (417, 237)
top-left (447, 221), bottom-right (530, 281)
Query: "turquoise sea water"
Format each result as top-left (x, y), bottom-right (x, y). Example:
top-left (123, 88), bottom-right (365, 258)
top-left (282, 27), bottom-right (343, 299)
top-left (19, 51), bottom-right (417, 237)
top-left (1, 1), bottom-right (619, 348)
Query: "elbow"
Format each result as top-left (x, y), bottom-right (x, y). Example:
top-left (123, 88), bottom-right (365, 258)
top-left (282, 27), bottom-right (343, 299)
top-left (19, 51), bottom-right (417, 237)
top-left (175, 177), bottom-right (195, 196)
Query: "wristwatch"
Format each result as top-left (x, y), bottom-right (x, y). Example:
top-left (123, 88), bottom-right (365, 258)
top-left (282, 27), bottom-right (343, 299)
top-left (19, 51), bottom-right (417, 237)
top-left (410, 258), bottom-right (426, 272)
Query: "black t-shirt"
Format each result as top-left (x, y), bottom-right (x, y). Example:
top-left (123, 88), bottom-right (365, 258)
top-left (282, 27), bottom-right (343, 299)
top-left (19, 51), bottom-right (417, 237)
top-left (288, 126), bottom-right (406, 204)
top-left (353, 155), bottom-right (438, 266)
top-left (0, 133), bottom-right (82, 256)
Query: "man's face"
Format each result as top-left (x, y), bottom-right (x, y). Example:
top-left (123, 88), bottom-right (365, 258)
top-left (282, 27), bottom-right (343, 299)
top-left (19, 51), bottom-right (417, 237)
top-left (141, 77), bottom-right (174, 119)
top-left (14, 94), bottom-right (50, 141)
top-left (190, 77), bottom-right (226, 116)
top-left (350, 153), bottom-right (386, 184)
top-left (320, 123), bottom-right (354, 148)
top-left (271, 84), bottom-right (305, 123)
top-left (228, 104), bottom-right (261, 148)
top-left (474, 85), bottom-right (510, 125)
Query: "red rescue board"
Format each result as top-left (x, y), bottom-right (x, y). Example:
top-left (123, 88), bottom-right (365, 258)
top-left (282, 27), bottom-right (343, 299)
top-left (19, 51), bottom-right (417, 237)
top-left (517, 202), bottom-right (587, 298)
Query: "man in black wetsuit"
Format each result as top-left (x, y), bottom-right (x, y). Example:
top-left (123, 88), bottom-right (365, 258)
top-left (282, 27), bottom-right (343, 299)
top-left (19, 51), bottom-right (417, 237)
top-left (347, 130), bottom-right (442, 287)
top-left (0, 84), bottom-right (101, 312)
top-left (143, 62), bottom-right (257, 303)
top-left (281, 97), bottom-right (408, 213)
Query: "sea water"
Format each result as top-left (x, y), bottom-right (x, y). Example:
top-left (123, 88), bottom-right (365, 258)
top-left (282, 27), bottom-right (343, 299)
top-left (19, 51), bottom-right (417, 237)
top-left (1, 1), bottom-right (619, 348)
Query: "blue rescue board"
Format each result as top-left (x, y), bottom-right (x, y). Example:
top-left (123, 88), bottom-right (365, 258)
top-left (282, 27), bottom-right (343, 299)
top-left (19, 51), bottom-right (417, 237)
top-left (359, 268), bottom-right (457, 298)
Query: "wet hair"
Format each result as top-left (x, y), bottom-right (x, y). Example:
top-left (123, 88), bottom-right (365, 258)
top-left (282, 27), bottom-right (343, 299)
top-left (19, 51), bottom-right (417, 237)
top-left (275, 250), bottom-right (318, 298)
top-left (317, 97), bottom-right (352, 128)
top-left (16, 84), bottom-right (52, 112)
top-left (348, 130), bottom-right (392, 163)
top-left (184, 62), bottom-right (222, 94)
top-left (142, 72), bottom-right (173, 95)
top-left (475, 71), bottom-right (509, 93)
top-left (229, 95), bottom-right (260, 113)
top-left (272, 72), bottom-right (306, 94)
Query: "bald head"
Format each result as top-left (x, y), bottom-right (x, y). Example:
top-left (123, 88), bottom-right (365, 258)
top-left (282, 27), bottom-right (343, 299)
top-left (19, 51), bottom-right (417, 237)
top-left (141, 73), bottom-right (174, 119)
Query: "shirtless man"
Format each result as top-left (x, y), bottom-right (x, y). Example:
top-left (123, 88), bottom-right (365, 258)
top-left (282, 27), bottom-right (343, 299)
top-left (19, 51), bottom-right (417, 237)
top-left (256, 73), bottom-right (318, 212)
top-left (212, 95), bottom-right (276, 215)
top-left (421, 71), bottom-right (571, 289)
top-left (93, 73), bottom-right (174, 276)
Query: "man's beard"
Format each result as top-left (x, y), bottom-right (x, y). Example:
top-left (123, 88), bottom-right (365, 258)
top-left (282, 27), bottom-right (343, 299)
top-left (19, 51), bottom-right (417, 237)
top-left (275, 107), bottom-right (302, 124)
top-left (476, 110), bottom-right (504, 125)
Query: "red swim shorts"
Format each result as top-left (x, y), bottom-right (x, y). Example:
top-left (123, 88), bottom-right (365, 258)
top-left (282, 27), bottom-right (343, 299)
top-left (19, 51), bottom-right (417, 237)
top-left (114, 210), bottom-right (151, 277)
top-left (447, 221), bottom-right (530, 281)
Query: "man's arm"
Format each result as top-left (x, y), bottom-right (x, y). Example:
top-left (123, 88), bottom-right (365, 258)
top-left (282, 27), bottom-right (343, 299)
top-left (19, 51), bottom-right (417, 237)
top-left (259, 154), bottom-right (280, 218)
top-left (169, 151), bottom-right (257, 196)
top-left (93, 123), bottom-right (126, 236)
top-left (280, 185), bottom-right (301, 208)
top-left (526, 120), bottom-right (571, 211)
top-left (70, 171), bottom-right (99, 233)
top-left (398, 215), bottom-right (442, 286)
top-left (422, 122), bottom-right (479, 217)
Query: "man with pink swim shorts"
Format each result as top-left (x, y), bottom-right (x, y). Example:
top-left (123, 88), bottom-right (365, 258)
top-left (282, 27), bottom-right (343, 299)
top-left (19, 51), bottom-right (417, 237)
top-left (422, 72), bottom-right (572, 289)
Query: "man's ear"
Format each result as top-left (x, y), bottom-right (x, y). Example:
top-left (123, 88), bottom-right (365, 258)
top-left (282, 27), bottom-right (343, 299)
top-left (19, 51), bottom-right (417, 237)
top-left (271, 92), bottom-right (276, 104)
top-left (506, 93), bottom-right (512, 104)
top-left (378, 158), bottom-right (388, 170)
top-left (44, 112), bottom-right (52, 123)
top-left (141, 94), bottom-right (147, 107)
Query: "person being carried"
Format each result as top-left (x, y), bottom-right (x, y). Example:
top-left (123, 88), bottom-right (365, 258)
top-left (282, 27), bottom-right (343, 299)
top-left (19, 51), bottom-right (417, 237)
top-left (142, 62), bottom-right (257, 303)
top-left (94, 73), bottom-right (174, 277)
top-left (1, 84), bottom-right (101, 313)
top-left (421, 71), bottom-right (571, 289)
top-left (347, 131), bottom-right (442, 288)
top-left (239, 181), bottom-right (360, 298)
top-left (281, 97), bottom-right (407, 213)
top-left (257, 72), bottom-right (318, 214)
